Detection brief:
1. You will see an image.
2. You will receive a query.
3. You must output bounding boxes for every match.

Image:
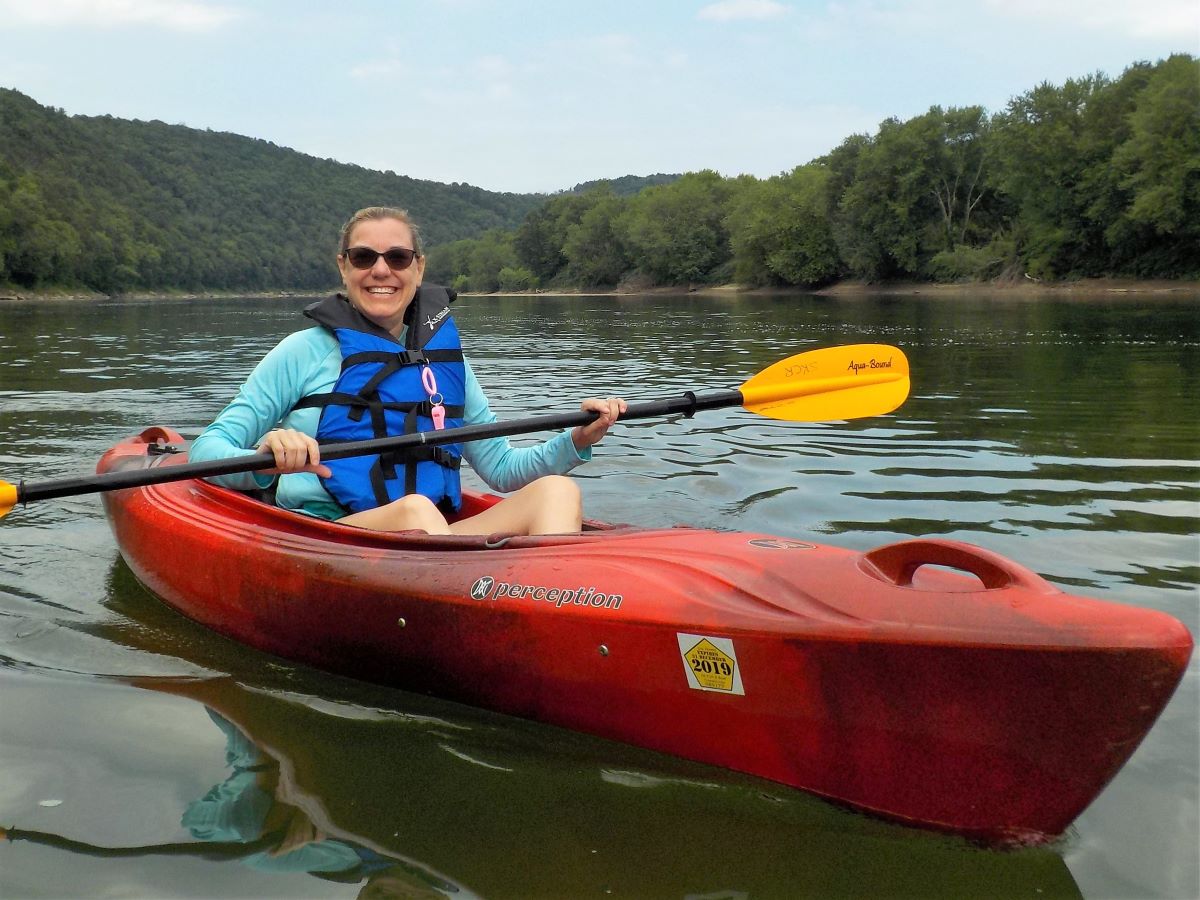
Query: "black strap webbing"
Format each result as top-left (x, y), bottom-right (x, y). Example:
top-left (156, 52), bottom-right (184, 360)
top-left (371, 447), bottom-right (462, 509)
top-left (340, 348), bottom-right (463, 370)
top-left (293, 394), bottom-right (464, 419)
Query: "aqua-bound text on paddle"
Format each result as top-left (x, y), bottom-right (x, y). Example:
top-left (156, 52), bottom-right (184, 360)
top-left (847, 357), bottom-right (894, 373)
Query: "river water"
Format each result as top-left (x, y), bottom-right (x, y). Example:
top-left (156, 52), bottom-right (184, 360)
top-left (0, 291), bottom-right (1197, 899)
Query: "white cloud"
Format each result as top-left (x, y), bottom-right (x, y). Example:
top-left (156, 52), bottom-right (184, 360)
top-left (985, 0), bottom-right (1200, 41)
top-left (797, 1), bottom-right (952, 38)
top-left (475, 55), bottom-right (512, 78)
top-left (698, 0), bottom-right (790, 22)
top-left (542, 32), bottom-right (641, 70)
top-left (793, 1), bottom-right (1198, 43)
top-left (0, 0), bottom-right (242, 31)
top-left (349, 59), bottom-right (407, 80)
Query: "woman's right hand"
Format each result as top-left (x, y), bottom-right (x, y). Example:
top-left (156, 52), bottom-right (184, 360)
top-left (256, 428), bottom-right (332, 477)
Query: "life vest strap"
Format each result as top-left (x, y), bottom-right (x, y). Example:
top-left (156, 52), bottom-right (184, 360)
top-left (372, 447), bottom-right (462, 508)
top-left (294, 393), bottom-right (464, 422)
top-left (341, 349), bottom-right (463, 370)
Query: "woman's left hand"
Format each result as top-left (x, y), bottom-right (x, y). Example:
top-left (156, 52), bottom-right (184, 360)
top-left (572, 397), bottom-right (627, 452)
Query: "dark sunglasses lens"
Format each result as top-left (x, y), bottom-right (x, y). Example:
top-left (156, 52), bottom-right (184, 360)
top-left (346, 247), bottom-right (380, 269)
top-left (346, 247), bottom-right (416, 270)
top-left (382, 249), bottom-right (415, 270)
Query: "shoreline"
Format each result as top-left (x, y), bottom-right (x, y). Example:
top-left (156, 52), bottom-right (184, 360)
top-left (3, 277), bottom-right (1198, 303)
top-left (464, 277), bottom-right (1200, 300)
top-left (0, 288), bottom-right (328, 303)
top-left (807, 277), bottom-right (1200, 297)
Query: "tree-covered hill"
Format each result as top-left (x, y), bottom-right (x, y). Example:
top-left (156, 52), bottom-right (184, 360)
top-left (568, 174), bottom-right (681, 196)
top-left (0, 88), bottom-right (545, 292)
top-left (428, 53), bottom-right (1199, 293)
top-left (4, 52), bottom-right (1197, 297)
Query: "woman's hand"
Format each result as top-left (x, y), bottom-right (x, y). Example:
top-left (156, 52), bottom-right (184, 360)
top-left (256, 428), bottom-right (332, 477)
top-left (571, 397), bottom-right (627, 452)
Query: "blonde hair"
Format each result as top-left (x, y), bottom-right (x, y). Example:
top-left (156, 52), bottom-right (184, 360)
top-left (338, 206), bottom-right (423, 255)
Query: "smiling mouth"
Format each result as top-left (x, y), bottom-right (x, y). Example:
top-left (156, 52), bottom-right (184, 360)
top-left (366, 286), bottom-right (398, 294)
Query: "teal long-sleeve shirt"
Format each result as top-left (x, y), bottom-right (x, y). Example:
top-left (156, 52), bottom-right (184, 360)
top-left (190, 326), bottom-right (589, 519)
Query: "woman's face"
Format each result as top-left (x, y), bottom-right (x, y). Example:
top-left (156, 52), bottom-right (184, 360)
top-left (337, 218), bottom-right (425, 336)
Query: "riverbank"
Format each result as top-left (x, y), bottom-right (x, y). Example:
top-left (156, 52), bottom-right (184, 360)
top-left (0, 287), bottom-right (327, 302)
top-left (809, 277), bottom-right (1200, 297)
top-left (4, 278), bottom-right (1198, 303)
top-left (460, 277), bottom-right (1200, 300)
top-left (618, 277), bottom-right (1200, 296)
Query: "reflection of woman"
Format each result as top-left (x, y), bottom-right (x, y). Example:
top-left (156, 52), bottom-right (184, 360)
top-left (191, 206), bottom-right (625, 536)
top-left (2, 708), bottom-right (465, 899)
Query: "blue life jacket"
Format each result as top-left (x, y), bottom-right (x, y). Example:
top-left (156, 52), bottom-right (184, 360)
top-left (295, 286), bottom-right (466, 514)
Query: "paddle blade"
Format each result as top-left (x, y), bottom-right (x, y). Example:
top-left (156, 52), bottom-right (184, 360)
top-left (0, 480), bottom-right (16, 519)
top-left (739, 344), bottom-right (909, 421)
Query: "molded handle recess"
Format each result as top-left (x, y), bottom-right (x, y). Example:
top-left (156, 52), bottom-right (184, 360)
top-left (860, 539), bottom-right (1056, 593)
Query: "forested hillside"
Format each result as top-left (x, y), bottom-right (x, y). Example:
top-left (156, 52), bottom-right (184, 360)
top-left (569, 174), bottom-right (681, 196)
top-left (0, 88), bottom-right (542, 292)
top-left (3, 53), bottom-right (1197, 296)
top-left (427, 54), bottom-right (1199, 292)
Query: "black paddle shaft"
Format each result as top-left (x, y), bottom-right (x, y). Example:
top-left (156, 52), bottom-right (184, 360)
top-left (16, 389), bottom-right (744, 504)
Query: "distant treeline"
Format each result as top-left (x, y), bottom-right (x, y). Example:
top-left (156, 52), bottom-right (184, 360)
top-left (0, 89), bottom-right (542, 293)
top-left (426, 54), bottom-right (1198, 292)
top-left (2, 53), bottom-right (1196, 297)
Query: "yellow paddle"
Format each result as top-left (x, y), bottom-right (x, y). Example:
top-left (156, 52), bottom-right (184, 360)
top-left (740, 343), bottom-right (908, 421)
top-left (0, 344), bottom-right (909, 518)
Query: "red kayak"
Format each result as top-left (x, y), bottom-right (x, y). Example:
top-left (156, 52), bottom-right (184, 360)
top-left (99, 427), bottom-right (1193, 844)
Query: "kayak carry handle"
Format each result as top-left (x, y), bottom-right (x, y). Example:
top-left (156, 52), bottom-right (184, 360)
top-left (860, 539), bottom-right (1056, 593)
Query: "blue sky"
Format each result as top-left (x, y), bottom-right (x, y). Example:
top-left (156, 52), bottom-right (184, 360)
top-left (1, 1), bottom-right (1196, 194)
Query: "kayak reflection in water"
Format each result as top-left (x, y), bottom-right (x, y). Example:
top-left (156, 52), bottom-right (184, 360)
top-left (189, 205), bottom-right (626, 536)
top-left (1, 707), bottom-right (469, 899)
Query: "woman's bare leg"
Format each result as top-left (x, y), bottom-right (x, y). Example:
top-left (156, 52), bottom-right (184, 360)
top-left (338, 494), bottom-right (452, 534)
top-left (450, 475), bottom-right (582, 536)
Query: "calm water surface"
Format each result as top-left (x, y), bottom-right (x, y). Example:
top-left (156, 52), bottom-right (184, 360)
top-left (0, 292), bottom-right (1197, 899)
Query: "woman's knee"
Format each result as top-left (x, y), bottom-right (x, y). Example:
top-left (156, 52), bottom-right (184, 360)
top-left (531, 475), bottom-right (581, 507)
top-left (341, 493), bottom-right (450, 533)
top-left (527, 475), bottom-right (582, 531)
top-left (387, 494), bottom-right (448, 530)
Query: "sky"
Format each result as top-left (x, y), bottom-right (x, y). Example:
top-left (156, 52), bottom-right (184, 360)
top-left (1, 1), bottom-right (1196, 194)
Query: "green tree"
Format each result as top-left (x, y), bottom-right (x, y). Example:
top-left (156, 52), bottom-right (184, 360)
top-left (511, 192), bottom-right (601, 284)
top-left (562, 191), bottom-right (630, 286)
top-left (618, 171), bottom-right (731, 284)
top-left (497, 265), bottom-right (537, 292)
top-left (423, 239), bottom-right (476, 285)
top-left (467, 229), bottom-right (518, 293)
top-left (1105, 54), bottom-right (1200, 275)
top-left (513, 200), bottom-right (569, 282)
top-left (926, 106), bottom-right (993, 251)
top-left (990, 75), bottom-right (1110, 278)
top-left (832, 107), bottom-right (1000, 280)
top-left (1, 173), bottom-right (83, 286)
top-left (725, 168), bottom-right (841, 286)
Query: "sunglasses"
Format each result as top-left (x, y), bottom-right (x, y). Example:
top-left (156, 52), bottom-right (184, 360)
top-left (344, 246), bottom-right (420, 271)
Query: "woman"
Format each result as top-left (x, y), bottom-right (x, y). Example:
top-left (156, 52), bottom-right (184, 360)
top-left (191, 206), bottom-right (625, 535)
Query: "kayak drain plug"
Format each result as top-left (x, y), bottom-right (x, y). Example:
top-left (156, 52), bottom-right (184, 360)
top-left (598, 645), bottom-right (609, 656)
top-left (397, 618), bottom-right (407, 628)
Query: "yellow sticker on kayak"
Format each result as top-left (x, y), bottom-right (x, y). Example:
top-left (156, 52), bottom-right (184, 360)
top-left (677, 634), bottom-right (745, 695)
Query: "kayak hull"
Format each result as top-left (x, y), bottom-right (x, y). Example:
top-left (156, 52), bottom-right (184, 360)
top-left (99, 428), bottom-right (1193, 843)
